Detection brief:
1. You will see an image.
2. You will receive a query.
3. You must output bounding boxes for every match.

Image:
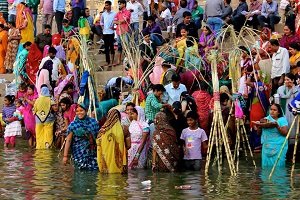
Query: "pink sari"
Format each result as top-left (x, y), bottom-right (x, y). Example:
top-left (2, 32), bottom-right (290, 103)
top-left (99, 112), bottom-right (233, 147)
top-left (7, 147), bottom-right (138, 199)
top-left (22, 91), bottom-right (38, 136)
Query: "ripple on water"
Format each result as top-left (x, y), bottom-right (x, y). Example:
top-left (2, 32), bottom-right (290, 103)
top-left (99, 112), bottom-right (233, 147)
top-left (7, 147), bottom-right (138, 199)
top-left (0, 138), bottom-right (300, 199)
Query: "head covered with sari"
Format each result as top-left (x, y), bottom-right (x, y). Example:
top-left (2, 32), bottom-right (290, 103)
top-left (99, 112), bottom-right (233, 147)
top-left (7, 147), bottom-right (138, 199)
top-left (34, 86), bottom-right (51, 123)
top-left (96, 109), bottom-right (127, 173)
top-left (26, 43), bottom-right (42, 84)
top-left (153, 111), bottom-right (180, 172)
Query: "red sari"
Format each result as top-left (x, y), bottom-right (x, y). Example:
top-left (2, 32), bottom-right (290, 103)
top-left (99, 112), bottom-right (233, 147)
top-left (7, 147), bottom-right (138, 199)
top-left (26, 43), bottom-right (42, 84)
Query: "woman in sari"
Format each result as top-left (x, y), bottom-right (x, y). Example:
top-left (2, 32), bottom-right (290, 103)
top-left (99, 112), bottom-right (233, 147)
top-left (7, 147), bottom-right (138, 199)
top-left (279, 24), bottom-right (300, 50)
top-left (152, 111), bottom-right (180, 172)
top-left (4, 21), bottom-right (20, 74)
top-left (246, 71), bottom-right (269, 151)
top-left (33, 85), bottom-right (55, 149)
top-left (36, 60), bottom-right (53, 94)
top-left (67, 37), bottom-right (80, 66)
top-left (23, 84), bottom-right (38, 147)
top-left (63, 103), bottom-right (99, 170)
top-left (199, 25), bottom-right (217, 57)
top-left (128, 107), bottom-right (150, 169)
top-left (14, 41), bottom-right (32, 86)
top-left (26, 43), bottom-right (42, 84)
top-left (254, 103), bottom-right (288, 168)
top-left (16, 3), bottom-right (34, 44)
top-left (289, 42), bottom-right (300, 75)
top-left (97, 109), bottom-right (127, 174)
top-left (0, 24), bottom-right (8, 74)
top-left (277, 73), bottom-right (299, 149)
top-left (174, 27), bottom-right (188, 67)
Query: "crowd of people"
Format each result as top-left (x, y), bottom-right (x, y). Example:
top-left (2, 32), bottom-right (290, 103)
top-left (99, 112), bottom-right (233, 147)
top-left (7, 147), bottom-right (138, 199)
top-left (0, 0), bottom-right (300, 174)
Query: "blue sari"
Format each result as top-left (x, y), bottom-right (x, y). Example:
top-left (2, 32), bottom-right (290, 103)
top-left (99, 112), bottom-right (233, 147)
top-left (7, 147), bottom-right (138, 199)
top-left (67, 116), bottom-right (100, 170)
top-left (261, 115), bottom-right (288, 168)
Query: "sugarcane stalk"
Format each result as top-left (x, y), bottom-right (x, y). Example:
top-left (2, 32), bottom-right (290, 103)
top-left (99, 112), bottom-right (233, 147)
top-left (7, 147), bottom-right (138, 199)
top-left (291, 116), bottom-right (300, 178)
top-left (269, 116), bottom-right (298, 179)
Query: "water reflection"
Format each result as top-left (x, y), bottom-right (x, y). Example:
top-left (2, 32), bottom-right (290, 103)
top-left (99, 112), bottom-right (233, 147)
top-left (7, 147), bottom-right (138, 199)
top-left (0, 139), bottom-right (300, 199)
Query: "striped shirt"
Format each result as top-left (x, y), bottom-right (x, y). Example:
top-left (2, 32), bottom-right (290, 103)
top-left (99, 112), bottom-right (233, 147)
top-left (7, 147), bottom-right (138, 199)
top-left (2, 105), bottom-right (16, 122)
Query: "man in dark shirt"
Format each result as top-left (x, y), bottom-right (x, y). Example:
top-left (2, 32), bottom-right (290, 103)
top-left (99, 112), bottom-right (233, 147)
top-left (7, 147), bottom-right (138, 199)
top-left (221, 0), bottom-right (233, 23)
top-left (230, 0), bottom-right (248, 32)
top-left (176, 11), bottom-right (198, 39)
top-left (35, 24), bottom-right (52, 52)
top-left (143, 16), bottom-right (163, 46)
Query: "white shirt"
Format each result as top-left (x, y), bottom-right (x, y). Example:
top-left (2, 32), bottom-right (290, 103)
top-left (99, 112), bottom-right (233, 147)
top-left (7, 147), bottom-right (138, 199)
top-left (160, 8), bottom-right (172, 20)
top-left (100, 10), bottom-right (116, 35)
top-left (39, 56), bottom-right (61, 82)
top-left (127, 1), bottom-right (144, 23)
top-left (165, 83), bottom-right (187, 105)
top-left (271, 47), bottom-right (290, 79)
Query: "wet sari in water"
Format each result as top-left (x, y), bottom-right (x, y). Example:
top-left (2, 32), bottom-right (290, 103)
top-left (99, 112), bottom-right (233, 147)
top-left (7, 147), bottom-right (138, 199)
top-left (97, 109), bottom-right (127, 173)
top-left (14, 48), bottom-right (29, 85)
top-left (0, 29), bottom-right (8, 74)
top-left (67, 115), bottom-right (99, 170)
top-left (153, 112), bottom-right (180, 172)
top-left (22, 90), bottom-right (38, 137)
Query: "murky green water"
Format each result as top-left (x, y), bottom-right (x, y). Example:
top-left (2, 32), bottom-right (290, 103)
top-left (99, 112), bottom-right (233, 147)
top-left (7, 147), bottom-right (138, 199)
top-left (1, 138), bottom-right (300, 199)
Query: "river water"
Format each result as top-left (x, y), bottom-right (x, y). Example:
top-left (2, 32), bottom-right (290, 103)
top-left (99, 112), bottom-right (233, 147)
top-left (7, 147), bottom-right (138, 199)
top-left (1, 138), bottom-right (300, 199)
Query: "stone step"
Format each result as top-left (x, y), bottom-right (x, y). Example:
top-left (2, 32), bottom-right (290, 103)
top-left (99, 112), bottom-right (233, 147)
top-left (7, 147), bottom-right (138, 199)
top-left (94, 71), bottom-right (125, 86)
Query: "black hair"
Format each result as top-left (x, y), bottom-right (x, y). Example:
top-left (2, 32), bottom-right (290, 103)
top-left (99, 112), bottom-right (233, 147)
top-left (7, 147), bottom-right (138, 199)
top-left (269, 39), bottom-right (279, 46)
top-left (203, 25), bottom-right (212, 34)
top-left (186, 110), bottom-right (199, 120)
top-left (271, 103), bottom-right (284, 118)
top-left (147, 16), bottom-right (155, 22)
top-left (289, 42), bottom-right (300, 51)
top-left (183, 11), bottom-right (192, 18)
top-left (23, 41), bottom-right (32, 48)
top-left (85, 7), bottom-right (90, 10)
top-left (115, 77), bottom-right (125, 88)
top-left (4, 95), bottom-right (15, 105)
top-left (118, 0), bottom-right (126, 5)
top-left (105, 0), bottom-right (112, 5)
top-left (153, 84), bottom-right (166, 92)
top-left (285, 73), bottom-right (296, 85)
top-left (15, 99), bottom-right (23, 106)
top-left (162, 62), bottom-right (171, 68)
top-left (285, 23), bottom-right (295, 33)
top-left (172, 101), bottom-right (182, 115)
top-left (62, 19), bottom-right (70, 24)
top-left (48, 47), bottom-right (57, 54)
top-left (142, 29), bottom-right (150, 37)
top-left (297, 61), bottom-right (300, 67)
top-left (40, 84), bottom-right (48, 89)
top-left (19, 82), bottom-right (27, 90)
top-left (0, 24), bottom-right (4, 29)
top-left (60, 97), bottom-right (72, 107)
top-left (239, 45), bottom-right (250, 55)
top-left (8, 21), bottom-right (16, 27)
top-left (171, 74), bottom-right (181, 82)
top-left (126, 102), bottom-right (136, 108)
top-left (132, 107), bottom-right (138, 114)
top-left (180, 0), bottom-right (187, 8)
top-left (186, 38), bottom-right (194, 47)
top-left (220, 93), bottom-right (229, 103)
top-left (225, 0), bottom-right (231, 4)
top-left (63, 83), bottom-right (74, 91)
top-left (28, 84), bottom-right (35, 91)
top-left (44, 24), bottom-right (51, 30)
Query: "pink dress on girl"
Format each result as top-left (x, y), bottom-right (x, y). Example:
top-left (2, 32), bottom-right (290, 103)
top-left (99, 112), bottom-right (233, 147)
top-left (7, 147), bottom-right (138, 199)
top-left (22, 91), bottom-right (38, 136)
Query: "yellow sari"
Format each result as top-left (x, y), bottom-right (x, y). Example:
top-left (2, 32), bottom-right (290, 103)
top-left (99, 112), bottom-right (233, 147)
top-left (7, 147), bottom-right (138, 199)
top-left (67, 38), bottom-right (80, 65)
top-left (97, 109), bottom-right (127, 173)
top-left (16, 4), bottom-right (34, 44)
top-left (176, 37), bottom-right (187, 66)
top-left (33, 91), bottom-right (54, 149)
top-left (289, 51), bottom-right (300, 75)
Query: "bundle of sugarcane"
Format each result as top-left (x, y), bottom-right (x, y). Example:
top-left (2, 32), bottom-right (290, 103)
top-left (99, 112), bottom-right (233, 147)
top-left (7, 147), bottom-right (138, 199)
top-left (72, 34), bottom-right (98, 120)
top-left (205, 50), bottom-right (236, 175)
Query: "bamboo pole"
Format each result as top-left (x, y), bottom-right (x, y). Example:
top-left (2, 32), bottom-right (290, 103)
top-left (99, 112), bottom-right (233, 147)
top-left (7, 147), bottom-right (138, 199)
top-left (291, 116), bottom-right (300, 178)
top-left (269, 115), bottom-right (298, 179)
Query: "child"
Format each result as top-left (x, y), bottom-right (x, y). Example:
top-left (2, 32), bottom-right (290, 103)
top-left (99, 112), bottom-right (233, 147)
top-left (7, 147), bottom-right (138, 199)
top-left (16, 82), bottom-right (27, 100)
top-left (2, 95), bottom-right (22, 147)
top-left (180, 111), bottom-right (208, 171)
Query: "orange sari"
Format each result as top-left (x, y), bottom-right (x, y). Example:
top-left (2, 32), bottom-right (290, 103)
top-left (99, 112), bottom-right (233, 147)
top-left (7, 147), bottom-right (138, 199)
top-left (0, 30), bottom-right (8, 74)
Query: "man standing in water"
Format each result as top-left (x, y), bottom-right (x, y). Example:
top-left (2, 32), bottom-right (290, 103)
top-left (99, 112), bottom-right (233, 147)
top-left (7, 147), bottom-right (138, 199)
top-left (100, 1), bottom-right (116, 67)
top-left (114, 0), bottom-right (131, 65)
